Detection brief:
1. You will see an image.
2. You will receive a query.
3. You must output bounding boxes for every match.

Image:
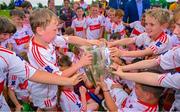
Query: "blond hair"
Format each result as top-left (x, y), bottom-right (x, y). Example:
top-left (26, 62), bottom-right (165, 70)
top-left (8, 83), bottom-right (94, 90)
top-left (115, 9), bottom-right (124, 18)
top-left (91, 3), bottom-right (99, 8)
top-left (108, 8), bottom-right (116, 14)
top-left (145, 8), bottom-right (170, 25)
top-left (173, 7), bottom-right (180, 23)
top-left (30, 8), bottom-right (58, 33)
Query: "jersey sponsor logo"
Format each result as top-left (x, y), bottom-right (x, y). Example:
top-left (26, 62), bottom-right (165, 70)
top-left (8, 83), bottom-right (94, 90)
top-left (45, 66), bottom-right (53, 73)
top-left (132, 28), bottom-right (141, 35)
top-left (0, 80), bottom-right (4, 94)
top-left (89, 24), bottom-right (101, 30)
top-left (14, 35), bottom-right (30, 45)
top-left (75, 27), bottom-right (84, 32)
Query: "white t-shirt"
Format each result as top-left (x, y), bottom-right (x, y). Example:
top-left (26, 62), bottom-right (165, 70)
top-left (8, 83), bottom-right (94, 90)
top-left (129, 21), bottom-right (145, 37)
top-left (8, 75), bottom-right (30, 101)
top-left (86, 16), bottom-right (103, 40)
top-left (133, 32), bottom-right (173, 55)
top-left (71, 18), bottom-right (86, 38)
top-left (9, 26), bottom-right (33, 54)
top-left (157, 46), bottom-right (180, 70)
top-left (158, 72), bottom-right (180, 111)
top-left (28, 37), bottom-right (61, 108)
top-left (118, 90), bottom-right (159, 112)
top-left (108, 21), bottom-right (126, 38)
top-left (0, 47), bottom-right (36, 108)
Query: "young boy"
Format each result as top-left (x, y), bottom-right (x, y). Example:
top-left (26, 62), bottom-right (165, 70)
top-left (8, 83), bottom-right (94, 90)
top-left (123, 14), bottom-right (146, 37)
top-left (71, 7), bottom-right (86, 38)
top-left (0, 16), bottom-right (84, 111)
top-left (28, 8), bottom-right (100, 111)
top-left (86, 3), bottom-right (104, 40)
top-left (104, 8), bottom-right (115, 41)
top-left (108, 8), bottom-right (173, 58)
top-left (98, 76), bottom-right (164, 111)
top-left (0, 17), bottom-right (16, 50)
top-left (9, 9), bottom-right (33, 54)
top-left (107, 9), bottom-right (126, 39)
top-left (58, 55), bottom-right (98, 111)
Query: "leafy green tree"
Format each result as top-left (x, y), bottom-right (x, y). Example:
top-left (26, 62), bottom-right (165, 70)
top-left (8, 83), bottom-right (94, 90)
top-left (37, 2), bottom-right (43, 8)
top-left (0, 2), bottom-right (8, 10)
top-left (8, 0), bottom-right (15, 9)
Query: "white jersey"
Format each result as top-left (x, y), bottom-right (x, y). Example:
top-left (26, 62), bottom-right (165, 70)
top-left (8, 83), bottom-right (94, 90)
top-left (86, 16), bottom-right (103, 40)
top-left (104, 78), bottom-right (128, 108)
top-left (104, 17), bottom-right (111, 32)
top-left (60, 90), bottom-right (82, 111)
top-left (133, 32), bottom-right (173, 55)
top-left (0, 47), bottom-right (36, 110)
top-left (158, 72), bottom-right (180, 111)
top-left (9, 26), bottom-right (32, 54)
top-left (108, 21), bottom-right (126, 38)
top-left (28, 37), bottom-right (62, 108)
top-left (0, 39), bottom-right (11, 49)
top-left (129, 21), bottom-right (145, 37)
top-left (157, 46), bottom-right (180, 71)
top-left (8, 75), bottom-right (30, 101)
top-left (71, 18), bottom-right (86, 38)
top-left (118, 91), bottom-right (159, 112)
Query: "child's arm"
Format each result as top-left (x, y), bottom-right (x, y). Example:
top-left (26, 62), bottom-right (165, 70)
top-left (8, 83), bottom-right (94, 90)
top-left (121, 58), bottom-right (159, 71)
top-left (110, 47), bottom-right (153, 58)
top-left (107, 38), bottom-right (135, 47)
top-left (79, 86), bottom-right (87, 111)
top-left (97, 77), bottom-right (118, 111)
top-left (99, 26), bottom-right (104, 39)
top-left (82, 74), bottom-right (93, 88)
top-left (8, 88), bottom-right (23, 111)
top-left (61, 53), bottom-right (92, 77)
top-left (29, 71), bottom-right (83, 86)
top-left (63, 35), bottom-right (101, 46)
top-left (111, 65), bottom-right (160, 86)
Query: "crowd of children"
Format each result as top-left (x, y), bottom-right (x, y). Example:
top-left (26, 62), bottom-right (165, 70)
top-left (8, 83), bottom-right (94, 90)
top-left (0, 0), bottom-right (180, 111)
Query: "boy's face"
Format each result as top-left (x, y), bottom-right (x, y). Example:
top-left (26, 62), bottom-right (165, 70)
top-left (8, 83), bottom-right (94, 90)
top-left (114, 16), bottom-right (122, 23)
top-left (135, 84), bottom-right (147, 101)
top-left (73, 3), bottom-right (79, 10)
top-left (109, 12), bottom-right (115, 20)
top-left (174, 19), bottom-right (180, 38)
top-left (11, 16), bottom-right (24, 27)
top-left (76, 9), bottom-right (84, 17)
top-left (91, 7), bottom-right (99, 16)
top-left (24, 14), bottom-right (30, 24)
top-left (145, 15), bottom-right (163, 38)
top-left (40, 18), bottom-right (58, 43)
top-left (0, 33), bottom-right (12, 42)
top-left (64, 0), bottom-right (70, 8)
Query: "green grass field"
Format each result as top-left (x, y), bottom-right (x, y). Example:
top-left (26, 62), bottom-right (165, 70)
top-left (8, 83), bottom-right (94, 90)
top-left (0, 10), bottom-right (10, 18)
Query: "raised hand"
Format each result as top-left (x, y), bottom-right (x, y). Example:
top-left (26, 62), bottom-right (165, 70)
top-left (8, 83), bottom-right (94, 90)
top-left (78, 53), bottom-right (92, 67)
top-left (109, 47), bottom-right (123, 57)
top-left (71, 73), bottom-right (83, 85)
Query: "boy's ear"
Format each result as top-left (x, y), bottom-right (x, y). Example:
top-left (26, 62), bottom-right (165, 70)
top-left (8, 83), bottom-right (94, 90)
top-left (36, 26), bottom-right (44, 35)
